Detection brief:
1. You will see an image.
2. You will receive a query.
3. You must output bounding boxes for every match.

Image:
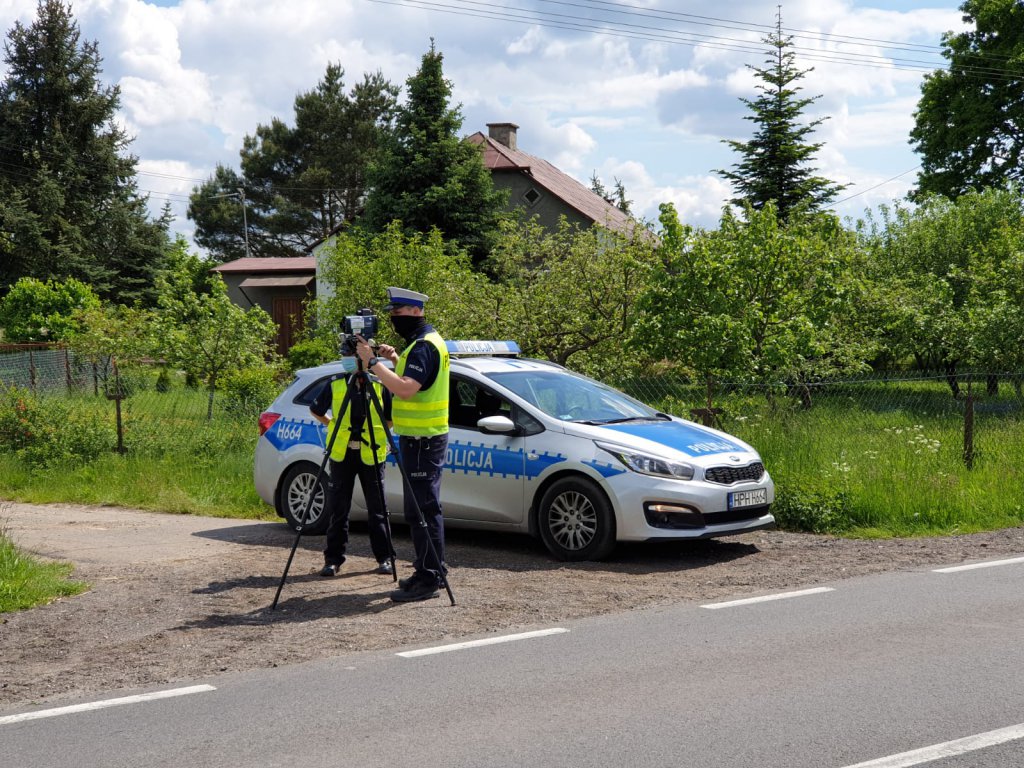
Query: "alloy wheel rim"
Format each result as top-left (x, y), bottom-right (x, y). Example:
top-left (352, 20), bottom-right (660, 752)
top-left (548, 491), bottom-right (597, 551)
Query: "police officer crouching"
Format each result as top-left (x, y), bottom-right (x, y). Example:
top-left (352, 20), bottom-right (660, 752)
top-left (357, 287), bottom-right (449, 603)
top-left (309, 368), bottom-right (394, 576)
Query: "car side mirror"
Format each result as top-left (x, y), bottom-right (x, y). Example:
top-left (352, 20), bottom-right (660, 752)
top-left (478, 415), bottom-right (517, 435)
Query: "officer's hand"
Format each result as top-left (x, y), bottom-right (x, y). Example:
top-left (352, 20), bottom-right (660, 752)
top-left (354, 335), bottom-right (373, 364)
top-left (377, 344), bottom-right (398, 363)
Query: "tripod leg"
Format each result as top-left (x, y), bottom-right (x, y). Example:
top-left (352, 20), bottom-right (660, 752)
top-left (361, 372), bottom-right (398, 583)
top-left (270, 384), bottom-right (352, 610)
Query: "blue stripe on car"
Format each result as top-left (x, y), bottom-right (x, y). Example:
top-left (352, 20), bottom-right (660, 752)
top-left (599, 422), bottom-right (744, 456)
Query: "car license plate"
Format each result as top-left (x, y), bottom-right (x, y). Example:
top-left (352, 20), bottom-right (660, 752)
top-left (728, 488), bottom-right (767, 510)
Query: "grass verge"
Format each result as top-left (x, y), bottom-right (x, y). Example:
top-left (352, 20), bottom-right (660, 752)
top-left (0, 527), bottom-right (88, 613)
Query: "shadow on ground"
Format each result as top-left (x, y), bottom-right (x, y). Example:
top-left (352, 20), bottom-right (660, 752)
top-left (191, 520), bottom-right (763, 577)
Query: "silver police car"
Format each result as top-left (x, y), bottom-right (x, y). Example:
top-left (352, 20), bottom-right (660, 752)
top-left (254, 341), bottom-right (775, 561)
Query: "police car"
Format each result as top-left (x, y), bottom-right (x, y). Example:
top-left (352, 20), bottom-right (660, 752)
top-left (254, 341), bottom-right (775, 561)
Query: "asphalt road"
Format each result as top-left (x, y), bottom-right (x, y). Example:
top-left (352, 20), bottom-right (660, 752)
top-left (4, 555), bottom-right (1024, 768)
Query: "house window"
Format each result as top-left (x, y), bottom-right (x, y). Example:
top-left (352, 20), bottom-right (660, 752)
top-left (522, 187), bottom-right (542, 207)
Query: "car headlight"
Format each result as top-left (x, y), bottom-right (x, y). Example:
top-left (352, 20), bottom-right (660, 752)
top-left (596, 441), bottom-right (695, 481)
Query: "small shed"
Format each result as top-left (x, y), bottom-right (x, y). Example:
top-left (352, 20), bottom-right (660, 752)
top-left (211, 257), bottom-right (316, 356)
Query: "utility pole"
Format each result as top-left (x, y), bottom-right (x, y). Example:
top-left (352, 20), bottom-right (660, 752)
top-left (211, 188), bottom-right (252, 257)
top-left (237, 187), bottom-right (251, 258)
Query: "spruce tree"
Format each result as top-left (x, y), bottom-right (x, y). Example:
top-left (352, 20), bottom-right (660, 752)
top-left (362, 41), bottom-right (506, 264)
top-left (0, 0), bottom-right (169, 303)
top-left (716, 13), bottom-right (845, 219)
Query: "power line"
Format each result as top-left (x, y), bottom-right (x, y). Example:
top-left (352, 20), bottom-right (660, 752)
top-left (834, 167), bottom-right (921, 205)
top-left (367, 0), bottom-right (1024, 81)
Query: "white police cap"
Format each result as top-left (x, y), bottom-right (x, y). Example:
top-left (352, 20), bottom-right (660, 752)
top-left (384, 286), bottom-right (428, 310)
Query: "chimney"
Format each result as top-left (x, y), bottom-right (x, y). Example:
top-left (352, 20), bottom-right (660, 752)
top-left (487, 122), bottom-right (519, 151)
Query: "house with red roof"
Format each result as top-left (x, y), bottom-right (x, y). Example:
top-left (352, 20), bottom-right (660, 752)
top-left (468, 122), bottom-right (636, 236)
top-left (215, 124), bottom-right (636, 354)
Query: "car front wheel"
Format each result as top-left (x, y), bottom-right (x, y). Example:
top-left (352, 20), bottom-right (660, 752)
top-left (279, 462), bottom-right (329, 535)
top-left (537, 476), bottom-right (616, 561)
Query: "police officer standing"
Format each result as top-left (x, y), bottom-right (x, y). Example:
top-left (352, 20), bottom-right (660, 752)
top-left (357, 287), bottom-right (449, 603)
top-left (309, 369), bottom-right (394, 577)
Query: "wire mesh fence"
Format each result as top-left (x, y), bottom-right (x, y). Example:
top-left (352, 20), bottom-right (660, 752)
top-left (2, 347), bottom-right (1023, 534)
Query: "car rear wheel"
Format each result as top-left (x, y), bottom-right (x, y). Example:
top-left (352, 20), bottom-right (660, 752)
top-left (279, 462), bottom-right (329, 535)
top-left (537, 476), bottom-right (616, 561)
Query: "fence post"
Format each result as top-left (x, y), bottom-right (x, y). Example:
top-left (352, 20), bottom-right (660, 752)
top-left (64, 347), bottom-right (73, 391)
top-left (111, 358), bottom-right (126, 455)
top-left (93, 362), bottom-right (99, 396)
top-left (28, 349), bottom-right (37, 393)
top-left (963, 382), bottom-right (975, 469)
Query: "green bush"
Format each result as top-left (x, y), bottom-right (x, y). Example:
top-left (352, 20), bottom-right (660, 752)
top-left (0, 386), bottom-right (47, 453)
top-left (18, 409), bottom-right (114, 468)
top-left (221, 365), bottom-right (282, 419)
top-left (155, 366), bottom-right (172, 393)
top-left (287, 337), bottom-right (335, 371)
top-left (772, 483), bottom-right (853, 534)
top-left (0, 386), bottom-right (114, 467)
top-left (0, 277), bottom-right (100, 342)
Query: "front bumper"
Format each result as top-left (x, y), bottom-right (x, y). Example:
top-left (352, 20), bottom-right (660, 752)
top-left (607, 472), bottom-right (776, 541)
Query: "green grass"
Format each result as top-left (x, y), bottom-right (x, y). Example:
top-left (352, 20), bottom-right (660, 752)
top-left (0, 451), bottom-right (272, 521)
top-left (705, 381), bottom-right (1024, 537)
top-left (2, 372), bottom-right (1023, 538)
top-left (0, 529), bottom-right (88, 613)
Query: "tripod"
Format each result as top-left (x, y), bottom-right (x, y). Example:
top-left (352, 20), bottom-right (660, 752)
top-left (271, 357), bottom-right (456, 608)
top-left (271, 358), bottom-right (396, 609)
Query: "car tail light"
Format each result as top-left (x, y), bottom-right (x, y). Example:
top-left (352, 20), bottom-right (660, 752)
top-left (258, 411), bottom-right (281, 436)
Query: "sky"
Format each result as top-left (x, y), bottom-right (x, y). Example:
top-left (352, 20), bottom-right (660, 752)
top-left (0, 0), bottom-right (969, 251)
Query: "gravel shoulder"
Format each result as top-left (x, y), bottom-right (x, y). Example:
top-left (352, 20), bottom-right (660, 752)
top-left (3, 500), bottom-right (1024, 711)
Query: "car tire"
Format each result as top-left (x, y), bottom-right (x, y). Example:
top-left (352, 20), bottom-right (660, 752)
top-left (279, 462), bottom-right (329, 535)
top-left (537, 476), bottom-right (616, 561)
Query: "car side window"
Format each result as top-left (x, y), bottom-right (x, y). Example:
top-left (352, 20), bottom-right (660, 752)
top-left (449, 377), bottom-right (513, 430)
top-left (294, 376), bottom-right (332, 407)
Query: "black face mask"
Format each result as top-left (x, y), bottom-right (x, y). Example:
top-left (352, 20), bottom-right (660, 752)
top-left (390, 314), bottom-right (426, 341)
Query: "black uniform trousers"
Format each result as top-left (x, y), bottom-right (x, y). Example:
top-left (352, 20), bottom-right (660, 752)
top-left (398, 433), bottom-right (448, 584)
top-left (323, 447), bottom-right (391, 567)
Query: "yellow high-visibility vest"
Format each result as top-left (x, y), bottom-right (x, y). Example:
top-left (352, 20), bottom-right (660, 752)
top-left (392, 331), bottom-right (449, 437)
top-left (327, 377), bottom-right (388, 464)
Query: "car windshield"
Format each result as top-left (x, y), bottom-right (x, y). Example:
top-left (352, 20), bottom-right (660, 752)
top-left (486, 369), bottom-right (664, 423)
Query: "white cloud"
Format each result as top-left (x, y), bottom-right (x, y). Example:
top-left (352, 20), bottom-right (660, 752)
top-left (0, 0), bottom-right (963, 248)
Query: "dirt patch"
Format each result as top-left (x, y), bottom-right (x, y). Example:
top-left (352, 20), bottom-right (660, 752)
top-left (3, 501), bottom-right (1024, 710)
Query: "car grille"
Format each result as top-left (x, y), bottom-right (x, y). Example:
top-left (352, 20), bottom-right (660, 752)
top-left (704, 462), bottom-right (765, 485)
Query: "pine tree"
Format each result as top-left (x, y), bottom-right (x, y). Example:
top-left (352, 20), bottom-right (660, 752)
top-left (362, 41), bottom-right (506, 264)
top-left (0, 0), bottom-right (169, 303)
top-left (189, 64), bottom-right (398, 261)
top-left (716, 12), bottom-right (845, 219)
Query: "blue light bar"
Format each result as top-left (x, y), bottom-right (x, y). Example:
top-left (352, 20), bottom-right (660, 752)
top-left (445, 340), bottom-right (521, 356)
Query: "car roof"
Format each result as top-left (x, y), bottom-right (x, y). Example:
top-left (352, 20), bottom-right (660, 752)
top-left (294, 355), bottom-right (564, 381)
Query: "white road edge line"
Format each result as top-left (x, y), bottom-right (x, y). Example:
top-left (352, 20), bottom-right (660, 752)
top-left (701, 586), bottom-right (834, 610)
top-left (397, 628), bottom-right (570, 658)
top-left (933, 555), bottom-right (1024, 573)
top-left (839, 722), bottom-right (1024, 768)
top-left (0, 685), bottom-right (216, 726)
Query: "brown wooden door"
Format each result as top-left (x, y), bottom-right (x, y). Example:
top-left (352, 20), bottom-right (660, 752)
top-left (272, 297), bottom-right (305, 356)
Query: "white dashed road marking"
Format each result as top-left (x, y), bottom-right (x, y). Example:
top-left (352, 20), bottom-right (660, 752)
top-left (839, 722), bottom-right (1024, 767)
top-left (700, 586), bottom-right (834, 610)
top-left (397, 628), bottom-right (570, 657)
top-left (0, 685), bottom-right (216, 726)
top-left (933, 555), bottom-right (1024, 573)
